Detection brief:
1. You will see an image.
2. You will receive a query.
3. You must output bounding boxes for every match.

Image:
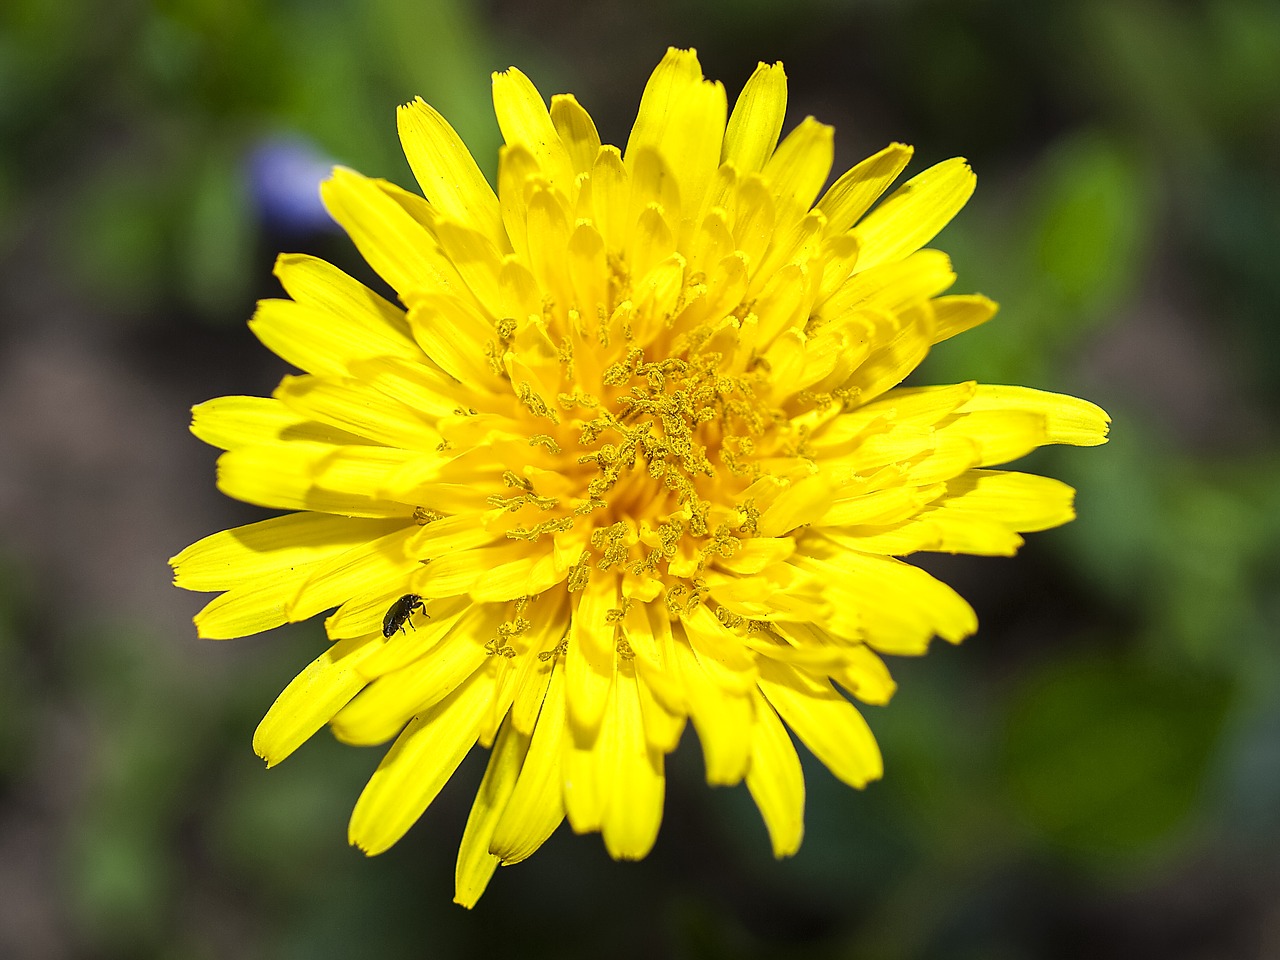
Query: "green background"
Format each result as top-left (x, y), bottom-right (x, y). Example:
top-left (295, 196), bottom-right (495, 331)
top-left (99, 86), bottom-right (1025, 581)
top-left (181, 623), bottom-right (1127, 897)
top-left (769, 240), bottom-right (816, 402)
top-left (2, 0), bottom-right (1279, 956)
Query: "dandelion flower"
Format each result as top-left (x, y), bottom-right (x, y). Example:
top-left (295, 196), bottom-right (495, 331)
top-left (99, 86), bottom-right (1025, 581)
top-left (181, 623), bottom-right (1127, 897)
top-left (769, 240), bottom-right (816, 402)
top-left (171, 48), bottom-right (1109, 906)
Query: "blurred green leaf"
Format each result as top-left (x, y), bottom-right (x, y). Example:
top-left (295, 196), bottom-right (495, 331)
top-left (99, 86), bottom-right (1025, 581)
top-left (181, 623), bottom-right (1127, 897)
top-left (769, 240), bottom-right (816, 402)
top-left (71, 825), bottom-right (171, 950)
top-left (179, 145), bottom-right (253, 316)
top-left (69, 168), bottom-right (173, 307)
top-left (1032, 134), bottom-right (1147, 317)
top-left (1002, 652), bottom-right (1233, 862)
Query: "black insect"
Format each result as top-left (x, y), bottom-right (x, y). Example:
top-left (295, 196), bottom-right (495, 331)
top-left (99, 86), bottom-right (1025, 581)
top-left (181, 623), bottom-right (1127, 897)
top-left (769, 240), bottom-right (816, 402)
top-left (382, 594), bottom-right (428, 638)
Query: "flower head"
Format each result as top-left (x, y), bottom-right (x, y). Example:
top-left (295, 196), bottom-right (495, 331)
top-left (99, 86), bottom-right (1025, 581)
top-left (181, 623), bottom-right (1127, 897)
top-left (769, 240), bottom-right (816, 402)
top-left (171, 48), bottom-right (1109, 906)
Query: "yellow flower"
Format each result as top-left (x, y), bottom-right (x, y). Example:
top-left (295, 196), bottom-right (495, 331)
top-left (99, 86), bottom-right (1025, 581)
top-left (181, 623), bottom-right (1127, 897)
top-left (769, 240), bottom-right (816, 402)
top-left (171, 48), bottom-right (1109, 906)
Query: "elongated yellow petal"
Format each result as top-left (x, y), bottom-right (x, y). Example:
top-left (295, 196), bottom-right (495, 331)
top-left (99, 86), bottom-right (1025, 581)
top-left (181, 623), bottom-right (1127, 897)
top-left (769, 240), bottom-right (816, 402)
top-left (931, 294), bottom-right (998, 343)
top-left (723, 61), bottom-right (787, 174)
top-left (550, 93), bottom-right (601, 176)
top-left (845, 468), bottom-right (1078, 559)
top-left (816, 142), bottom-right (914, 234)
top-left (491, 663), bottom-right (568, 863)
top-left (320, 168), bottom-right (458, 300)
top-left (761, 117), bottom-right (834, 225)
top-left (253, 633), bottom-right (383, 766)
top-left (172, 513), bottom-right (402, 591)
top-left (216, 443), bottom-right (416, 517)
top-left (745, 690), bottom-right (804, 857)
top-left (397, 96), bottom-right (505, 245)
top-left (273, 253), bottom-right (411, 338)
top-left (671, 632), bottom-right (754, 785)
top-left (626, 47), bottom-right (726, 225)
top-left (287, 527), bottom-right (422, 622)
top-left (795, 551), bottom-right (977, 653)
top-left (758, 659), bottom-right (883, 788)
top-left (564, 576), bottom-right (620, 735)
top-left (406, 291), bottom-right (503, 388)
top-left (601, 665), bottom-right (665, 860)
top-left (851, 157), bottom-right (976, 272)
top-left (349, 667), bottom-right (491, 855)
top-left (331, 605), bottom-right (499, 745)
top-left (492, 67), bottom-right (574, 191)
top-left (191, 396), bottom-right (366, 451)
top-left (959, 385), bottom-right (1111, 446)
top-left (192, 578), bottom-right (301, 639)
top-left (454, 717), bottom-right (528, 908)
top-left (273, 375), bottom-right (440, 450)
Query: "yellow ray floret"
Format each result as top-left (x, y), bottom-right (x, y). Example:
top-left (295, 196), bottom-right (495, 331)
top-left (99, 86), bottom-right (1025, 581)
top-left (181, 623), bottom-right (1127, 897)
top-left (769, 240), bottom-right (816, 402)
top-left (171, 46), bottom-right (1110, 906)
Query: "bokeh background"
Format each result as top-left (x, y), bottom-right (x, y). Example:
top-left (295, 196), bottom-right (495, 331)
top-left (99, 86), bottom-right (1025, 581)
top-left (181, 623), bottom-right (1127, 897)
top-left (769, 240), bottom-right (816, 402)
top-left (2, 0), bottom-right (1279, 957)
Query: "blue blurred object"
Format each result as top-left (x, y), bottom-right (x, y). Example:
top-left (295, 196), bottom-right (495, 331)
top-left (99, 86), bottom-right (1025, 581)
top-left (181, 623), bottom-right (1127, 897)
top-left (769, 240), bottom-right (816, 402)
top-left (246, 134), bottom-right (340, 235)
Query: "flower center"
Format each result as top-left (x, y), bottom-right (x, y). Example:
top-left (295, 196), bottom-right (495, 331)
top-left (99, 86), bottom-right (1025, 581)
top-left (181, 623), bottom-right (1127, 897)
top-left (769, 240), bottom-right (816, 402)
top-left (496, 337), bottom-right (799, 597)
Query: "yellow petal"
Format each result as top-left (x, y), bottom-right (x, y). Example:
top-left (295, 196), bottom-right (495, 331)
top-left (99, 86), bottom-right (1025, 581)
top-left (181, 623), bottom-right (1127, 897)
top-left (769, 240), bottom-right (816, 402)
top-left (564, 575), bottom-right (620, 735)
top-left (636, 672), bottom-right (686, 754)
top-left (670, 634), bottom-right (754, 785)
top-left (320, 168), bottom-right (459, 300)
top-left (680, 605), bottom-right (758, 691)
top-left (273, 375), bottom-right (440, 450)
top-left (562, 708), bottom-right (606, 834)
top-left (347, 595), bottom-right (470, 673)
top-left (411, 541), bottom-right (554, 599)
top-left (250, 254), bottom-right (419, 377)
top-left (190, 396), bottom-right (366, 451)
top-left (454, 717), bottom-right (528, 908)
top-left (496, 143), bottom-right (540, 263)
top-left (330, 604), bottom-right (499, 745)
top-left (348, 667), bottom-right (491, 855)
top-left (931, 294), bottom-right (998, 343)
top-left (840, 301), bottom-right (935, 403)
top-left (829, 644), bottom-right (898, 706)
top-left (712, 536), bottom-right (796, 575)
top-left (745, 690), bottom-right (805, 857)
top-left (760, 117), bottom-right (834, 225)
top-left (405, 291), bottom-right (503, 388)
top-left (550, 93), bottom-right (602, 176)
top-left (731, 175), bottom-right (777, 276)
top-left (757, 659), bottom-right (883, 788)
top-left (942, 469), bottom-right (1077, 531)
top-left (524, 186), bottom-right (573, 304)
top-left (819, 483), bottom-right (942, 528)
top-left (171, 513), bottom-right (402, 592)
top-left (591, 145), bottom-right (632, 256)
top-left (816, 142), bottom-right (914, 234)
top-left (216, 443), bottom-right (416, 517)
top-left (286, 526), bottom-right (421, 622)
top-left (491, 663), bottom-right (568, 863)
top-left (722, 61), bottom-right (787, 174)
top-left (253, 633), bottom-right (383, 766)
top-left (492, 67), bottom-right (575, 191)
top-left (958, 385), bottom-right (1111, 446)
top-left (248, 298), bottom-right (411, 381)
top-left (507, 599), bottom-right (569, 734)
top-left (397, 96), bottom-right (505, 245)
top-left (345, 355), bottom-right (477, 420)
top-left (851, 157), bottom-right (976, 272)
top-left (795, 551), bottom-right (977, 653)
top-left (431, 219), bottom-right (507, 319)
top-left (192, 578), bottom-right (302, 639)
top-left (820, 248), bottom-right (956, 316)
top-left (834, 382), bottom-right (977, 436)
top-left (625, 47), bottom-right (726, 222)
top-left (601, 664), bottom-right (665, 860)
top-left (273, 253), bottom-right (412, 339)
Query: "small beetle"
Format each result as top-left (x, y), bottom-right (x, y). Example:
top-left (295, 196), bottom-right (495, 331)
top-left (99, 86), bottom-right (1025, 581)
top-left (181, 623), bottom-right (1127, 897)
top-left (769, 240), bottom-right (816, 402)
top-left (382, 593), bottom-right (428, 638)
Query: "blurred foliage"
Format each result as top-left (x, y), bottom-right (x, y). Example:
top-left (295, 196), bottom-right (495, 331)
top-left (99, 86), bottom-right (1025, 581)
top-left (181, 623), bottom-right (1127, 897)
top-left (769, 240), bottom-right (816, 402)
top-left (2, 0), bottom-right (1280, 958)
